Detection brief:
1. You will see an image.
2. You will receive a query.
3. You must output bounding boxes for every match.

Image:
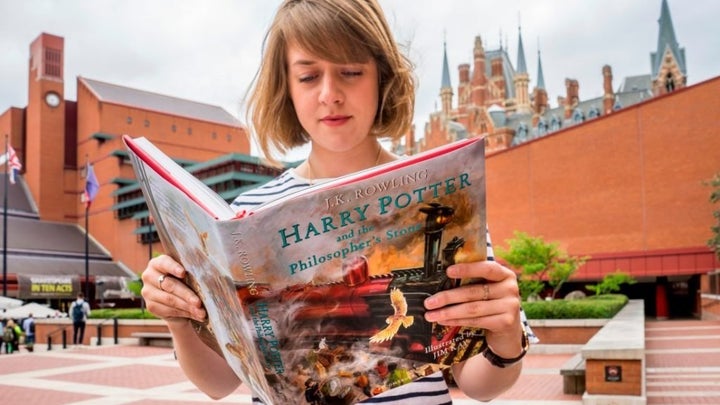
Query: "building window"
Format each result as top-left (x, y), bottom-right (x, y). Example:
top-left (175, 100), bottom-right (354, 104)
top-left (144, 119), bottom-right (150, 128)
top-left (572, 108), bottom-right (585, 123)
top-left (537, 120), bottom-right (547, 136)
top-left (665, 73), bottom-right (675, 92)
top-left (171, 124), bottom-right (177, 133)
top-left (226, 133), bottom-right (232, 142)
top-left (187, 127), bottom-right (192, 135)
top-left (516, 123), bottom-right (528, 141)
top-left (126, 116), bottom-right (133, 125)
top-left (550, 115), bottom-right (562, 131)
top-left (44, 48), bottom-right (62, 78)
top-left (212, 132), bottom-right (217, 140)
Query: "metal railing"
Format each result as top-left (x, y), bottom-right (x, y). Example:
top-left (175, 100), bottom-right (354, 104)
top-left (46, 326), bottom-right (69, 350)
top-left (96, 317), bottom-right (119, 346)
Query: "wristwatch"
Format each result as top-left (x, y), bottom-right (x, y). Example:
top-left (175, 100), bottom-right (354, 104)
top-left (482, 328), bottom-right (529, 368)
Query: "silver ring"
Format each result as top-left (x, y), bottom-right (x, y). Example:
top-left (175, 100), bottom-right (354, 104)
top-left (158, 275), bottom-right (166, 291)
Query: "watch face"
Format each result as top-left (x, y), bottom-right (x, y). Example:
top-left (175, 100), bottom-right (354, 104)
top-left (45, 92), bottom-right (61, 107)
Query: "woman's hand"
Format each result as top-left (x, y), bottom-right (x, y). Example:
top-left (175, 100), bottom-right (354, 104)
top-left (425, 260), bottom-right (525, 400)
top-left (141, 255), bottom-right (206, 324)
top-left (424, 260), bottom-right (523, 357)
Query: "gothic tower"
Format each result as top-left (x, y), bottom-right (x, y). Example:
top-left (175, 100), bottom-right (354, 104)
top-left (513, 26), bottom-right (531, 114)
top-left (651, 0), bottom-right (686, 95)
top-left (532, 49), bottom-right (549, 126)
top-left (440, 41), bottom-right (453, 115)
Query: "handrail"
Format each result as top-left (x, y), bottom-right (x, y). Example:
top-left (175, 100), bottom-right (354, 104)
top-left (95, 317), bottom-right (119, 346)
top-left (46, 325), bottom-right (69, 350)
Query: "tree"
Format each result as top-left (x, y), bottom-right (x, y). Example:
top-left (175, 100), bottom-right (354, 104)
top-left (496, 231), bottom-right (587, 300)
top-left (708, 173), bottom-right (720, 260)
top-left (586, 271), bottom-right (636, 296)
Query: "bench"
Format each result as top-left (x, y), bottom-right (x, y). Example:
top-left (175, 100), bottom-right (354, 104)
top-left (560, 352), bottom-right (586, 394)
top-left (131, 332), bottom-right (173, 347)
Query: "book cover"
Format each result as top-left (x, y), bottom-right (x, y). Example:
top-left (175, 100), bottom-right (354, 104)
top-left (124, 135), bottom-right (488, 404)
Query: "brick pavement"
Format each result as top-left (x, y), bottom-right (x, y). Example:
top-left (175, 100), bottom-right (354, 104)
top-left (645, 320), bottom-right (720, 404)
top-left (0, 320), bottom-right (716, 404)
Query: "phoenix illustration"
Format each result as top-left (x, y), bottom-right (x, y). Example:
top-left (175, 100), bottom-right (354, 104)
top-left (369, 288), bottom-right (414, 343)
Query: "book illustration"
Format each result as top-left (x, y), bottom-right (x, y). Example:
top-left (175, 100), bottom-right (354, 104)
top-left (369, 288), bottom-right (414, 344)
top-left (225, 202), bottom-right (487, 402)
top-left (123, 135), bottom-right (488, 404)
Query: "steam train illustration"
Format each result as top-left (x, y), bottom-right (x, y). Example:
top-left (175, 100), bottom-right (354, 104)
top-left (237, 202), bottom-right (486, 364)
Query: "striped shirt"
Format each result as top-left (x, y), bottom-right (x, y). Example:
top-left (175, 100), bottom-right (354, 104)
top-left (233, 168), bottom-right (536, 404)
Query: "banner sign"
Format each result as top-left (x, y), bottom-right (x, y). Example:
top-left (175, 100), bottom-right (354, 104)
top-left (17, 274), bottom-right (80, 299)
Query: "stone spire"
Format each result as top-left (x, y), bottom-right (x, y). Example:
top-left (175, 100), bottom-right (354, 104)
top-left (514, 25), bottom-right (530, 113)
top-left (650, 0), bottom-right (686, 94)
top-left (440, 39), bottom-right (453, 115)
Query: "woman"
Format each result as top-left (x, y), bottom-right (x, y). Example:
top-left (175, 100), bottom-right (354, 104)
top-left (142, 0), bottom-right (528, 403)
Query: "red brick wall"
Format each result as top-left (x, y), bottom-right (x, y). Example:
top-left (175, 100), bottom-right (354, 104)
top-left (486, 77), bottom-right (720, 277)
top-left (586, 359), bottom-right (642, 396)
top-left (531, 326), bottom-right (601, 345)
top-left (71, 78), bottom-right (250, 273)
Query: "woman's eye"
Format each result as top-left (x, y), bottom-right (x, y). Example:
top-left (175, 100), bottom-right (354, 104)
top-left (343, 71), bottom-right (362, 77)
top-left (298, 74), bottom-right (317, 83)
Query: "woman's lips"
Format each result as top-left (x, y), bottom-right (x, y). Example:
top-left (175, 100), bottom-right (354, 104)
top-left (321, 115), bottom-right (351, 126)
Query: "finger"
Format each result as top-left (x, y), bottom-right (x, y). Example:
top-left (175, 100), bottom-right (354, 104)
top-left (446, 260), bottom-right (515, 283)
top-left (145, 295), bottom-right (205, 321)
top-left (431, 309), bottom-right (515, 332)
top-left (152, 255), bottom-right (187, 278)
top-left (425, 295), bottom-right (520, 328)
top-left (426, 278), bottom-right (519, 310)
top-left (142, 282), bottom-right (206, 321)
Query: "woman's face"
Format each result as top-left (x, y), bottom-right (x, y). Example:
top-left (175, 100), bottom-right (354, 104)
top-left (286, 43), bottom-right (379, 154)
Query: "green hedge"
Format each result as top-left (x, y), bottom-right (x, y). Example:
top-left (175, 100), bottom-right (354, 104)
top-left (522, 294), bottom-right (628, 319)
top-left (89, 308), bottom-right (159, 320)
top-left (91, 294), bottom-right (628, 321)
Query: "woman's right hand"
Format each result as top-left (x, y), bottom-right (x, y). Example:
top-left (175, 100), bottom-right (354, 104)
top-left (141, 254), bottom-right (206, 324)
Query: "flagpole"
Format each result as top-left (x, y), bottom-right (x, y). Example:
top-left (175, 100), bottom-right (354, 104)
top-left (84, 155), bottom-right (90, 300)
top-left (2, 134), bottom-right (8, 297)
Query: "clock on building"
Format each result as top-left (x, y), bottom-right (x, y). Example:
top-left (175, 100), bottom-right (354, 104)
top-left (45, 91), bottom-right (61, 107)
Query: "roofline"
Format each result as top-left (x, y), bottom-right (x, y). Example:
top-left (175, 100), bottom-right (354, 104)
top-left (488, 74), bottom-right (720, 158)
top-left (77, 76), bottom-right (246, 129)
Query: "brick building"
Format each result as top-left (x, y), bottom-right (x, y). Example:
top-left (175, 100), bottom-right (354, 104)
top-left (397, 0), bottom-right (719, 318)
top-left (0, 33), bottom-right (284, 304)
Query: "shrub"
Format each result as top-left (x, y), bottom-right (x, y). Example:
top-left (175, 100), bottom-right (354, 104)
top-left (587, 271), bottom-right (637, 296)
top-left (522, 294), bottom-right (628, 319)
top-left (89, 308), bottom-right (159, 320)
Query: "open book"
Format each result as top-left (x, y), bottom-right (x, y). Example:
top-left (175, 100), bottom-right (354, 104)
top-left (123, 135), bottom-right (488, 404)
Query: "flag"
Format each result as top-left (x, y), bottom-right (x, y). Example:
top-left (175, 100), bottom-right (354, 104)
top-left (82, 163), bottom-right (100, 208)
top-left (0, 145), bottom-right (22, 184)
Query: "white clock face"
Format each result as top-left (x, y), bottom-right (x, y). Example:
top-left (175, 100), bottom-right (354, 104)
top-left (45, 92), bottom-right (61, 107)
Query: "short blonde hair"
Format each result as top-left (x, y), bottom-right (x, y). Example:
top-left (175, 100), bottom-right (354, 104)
top-left (246, 0), bottom-right (416, 162)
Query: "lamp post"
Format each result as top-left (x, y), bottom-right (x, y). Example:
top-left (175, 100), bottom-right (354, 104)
top-left (141, 215), bottom-right (153, 313)
top-left (148, 215), bottom-right (153, 260)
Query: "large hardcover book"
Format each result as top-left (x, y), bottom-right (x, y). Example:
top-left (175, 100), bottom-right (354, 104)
top-left (123, 135), bottom-right (488, 404)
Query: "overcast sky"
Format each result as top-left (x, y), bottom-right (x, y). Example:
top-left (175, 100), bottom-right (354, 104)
top-left (1, 0), bottom-right (718, 159)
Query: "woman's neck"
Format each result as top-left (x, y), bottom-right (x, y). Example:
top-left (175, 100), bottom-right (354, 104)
top-left (304, 141), bottom-right (395, 181)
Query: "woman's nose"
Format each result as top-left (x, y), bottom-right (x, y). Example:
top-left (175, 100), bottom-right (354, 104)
top-left (319, 75), bottom-right (343, 105)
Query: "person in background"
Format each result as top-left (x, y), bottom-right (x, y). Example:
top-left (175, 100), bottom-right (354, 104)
top-left (22, 313), bottom-right (36, 352)
top-left (141, 0), bottom-right (531, 403)
top-left (3, 319), bottom-right (21, 353)
top-left (69, 293), bottom-right (91, 345)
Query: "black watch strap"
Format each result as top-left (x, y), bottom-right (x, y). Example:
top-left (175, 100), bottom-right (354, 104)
top-left (482, 329), bottom-right (529, 368)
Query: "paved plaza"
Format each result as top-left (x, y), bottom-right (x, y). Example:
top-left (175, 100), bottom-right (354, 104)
top-left (0, 320), bottom-right (718, 404)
